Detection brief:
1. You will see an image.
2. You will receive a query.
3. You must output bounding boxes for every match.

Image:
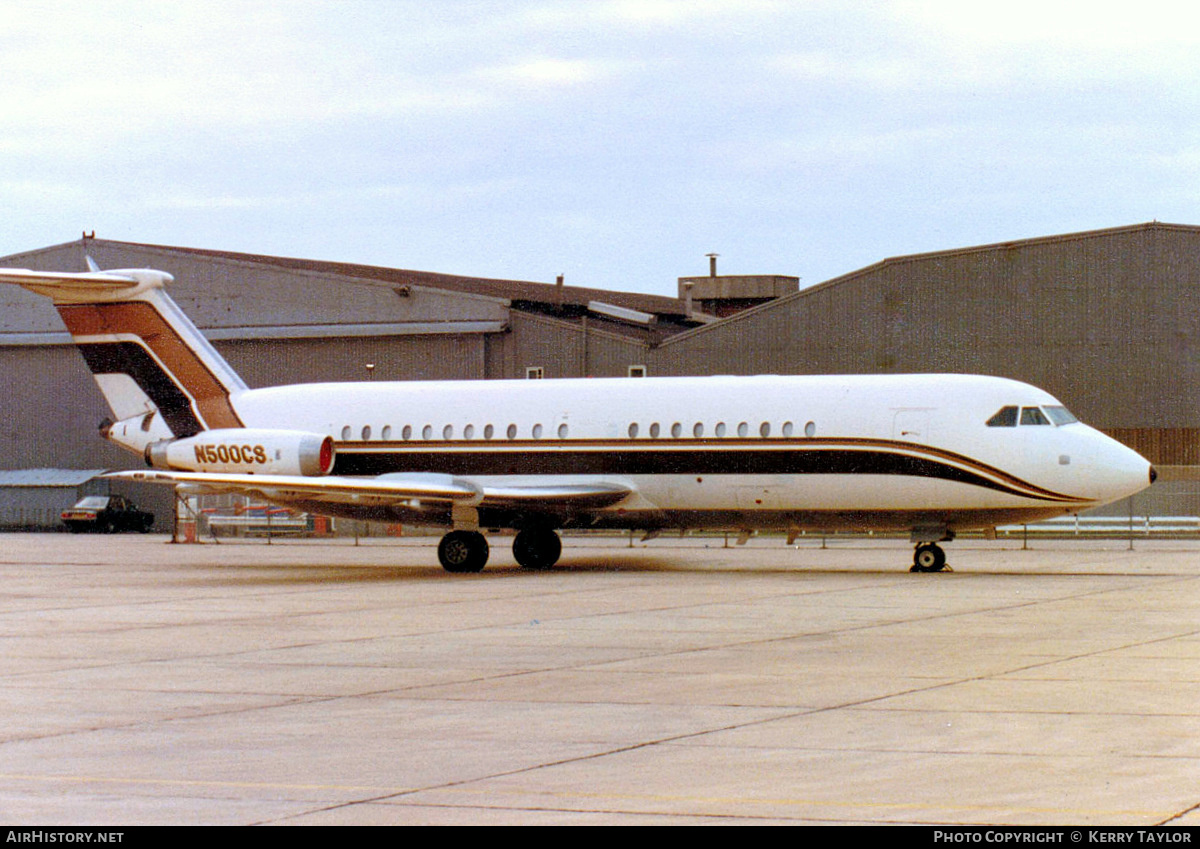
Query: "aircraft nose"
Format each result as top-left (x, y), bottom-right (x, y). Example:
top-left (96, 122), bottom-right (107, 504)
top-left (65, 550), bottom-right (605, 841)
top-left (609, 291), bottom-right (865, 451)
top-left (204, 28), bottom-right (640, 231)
top-left (1082, 430), bottom-right (1155, 505)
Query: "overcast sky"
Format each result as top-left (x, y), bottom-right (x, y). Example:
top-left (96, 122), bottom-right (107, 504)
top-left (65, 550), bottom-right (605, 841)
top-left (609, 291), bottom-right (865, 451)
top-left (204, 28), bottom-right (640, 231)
top-left (2, 0), bottom-right (1198, 296)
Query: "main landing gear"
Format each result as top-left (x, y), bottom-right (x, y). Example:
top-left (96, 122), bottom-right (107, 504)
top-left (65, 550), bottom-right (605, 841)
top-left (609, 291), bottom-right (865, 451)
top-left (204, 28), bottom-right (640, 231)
top-left (512, 528), bottom-right (562, 570)
top-left (436, 528), bottom-right (563, 573)
top-left (911, 542), bottom-right (949, 573)
top-left (438, 530), bottom-right (489, 573)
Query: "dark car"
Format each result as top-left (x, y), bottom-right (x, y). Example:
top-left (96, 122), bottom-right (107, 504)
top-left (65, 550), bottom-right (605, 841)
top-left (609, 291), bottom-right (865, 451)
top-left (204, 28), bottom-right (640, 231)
top-left (61, 495), bottom-right (154, 533)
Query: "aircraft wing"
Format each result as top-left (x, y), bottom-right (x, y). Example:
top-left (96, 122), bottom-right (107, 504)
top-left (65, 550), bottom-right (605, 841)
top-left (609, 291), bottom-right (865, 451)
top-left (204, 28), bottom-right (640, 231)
top-left (107, 470), bottom-right (633, 510)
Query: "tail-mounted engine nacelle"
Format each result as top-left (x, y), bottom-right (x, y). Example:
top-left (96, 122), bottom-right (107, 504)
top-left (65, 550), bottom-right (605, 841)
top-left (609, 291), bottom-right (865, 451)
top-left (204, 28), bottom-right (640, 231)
top-left (146, 429), bottom-right (335, 476)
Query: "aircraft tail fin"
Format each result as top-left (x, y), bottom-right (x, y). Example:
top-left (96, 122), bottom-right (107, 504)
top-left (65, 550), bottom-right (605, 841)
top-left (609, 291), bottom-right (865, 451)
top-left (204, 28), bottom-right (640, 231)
top-left (0, 263), bottom-right (247, 448)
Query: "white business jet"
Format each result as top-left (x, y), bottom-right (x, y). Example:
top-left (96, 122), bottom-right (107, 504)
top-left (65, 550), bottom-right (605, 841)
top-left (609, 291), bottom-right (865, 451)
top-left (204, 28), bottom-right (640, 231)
top-left (0, 264), bottom-right (1154, 573)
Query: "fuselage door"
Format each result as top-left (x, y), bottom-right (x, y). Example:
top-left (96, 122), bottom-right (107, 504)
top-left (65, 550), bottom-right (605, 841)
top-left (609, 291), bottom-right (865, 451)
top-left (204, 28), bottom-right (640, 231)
top-left (892, 408), bottom-right (935, 444)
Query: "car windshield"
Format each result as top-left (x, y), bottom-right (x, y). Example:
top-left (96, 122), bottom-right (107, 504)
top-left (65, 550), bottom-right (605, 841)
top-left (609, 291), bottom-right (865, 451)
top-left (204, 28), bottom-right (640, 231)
top-left (75, 496), bottom-right (109, 508)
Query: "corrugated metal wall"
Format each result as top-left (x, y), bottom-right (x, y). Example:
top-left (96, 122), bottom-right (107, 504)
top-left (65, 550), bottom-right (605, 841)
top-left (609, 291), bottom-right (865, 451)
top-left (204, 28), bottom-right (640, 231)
top-left (0, 346), bottom-right (128, 469)
top-left (495, 312), bottom-right (650, 379)
top-left (0, 482), bottom-right (103, 529)
top-left (1105, 429), bottom-right (1200, 466)
top-left (220, 334), bottom-right (491, 386)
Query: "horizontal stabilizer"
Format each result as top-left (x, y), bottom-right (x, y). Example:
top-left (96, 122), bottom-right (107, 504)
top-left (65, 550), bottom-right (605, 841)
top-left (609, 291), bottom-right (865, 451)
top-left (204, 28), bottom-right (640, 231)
top-left (0, 267), bottom-right (172, 302)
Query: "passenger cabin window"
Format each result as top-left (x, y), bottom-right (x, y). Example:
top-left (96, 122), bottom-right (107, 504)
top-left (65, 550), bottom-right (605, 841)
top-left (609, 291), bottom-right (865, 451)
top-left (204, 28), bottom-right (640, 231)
top-left (1020, 407), bottom-right (1051, 426)
top-left (986, 406), bottom-right (1018, 427)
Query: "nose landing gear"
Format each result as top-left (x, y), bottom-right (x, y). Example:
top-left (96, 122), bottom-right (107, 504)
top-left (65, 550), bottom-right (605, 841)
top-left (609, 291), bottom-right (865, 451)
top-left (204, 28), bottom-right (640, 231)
top-left (911, 542), bottom-right (949, 573)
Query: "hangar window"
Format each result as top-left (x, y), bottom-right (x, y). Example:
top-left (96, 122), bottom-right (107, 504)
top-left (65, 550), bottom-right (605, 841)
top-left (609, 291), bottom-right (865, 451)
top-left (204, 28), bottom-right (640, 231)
top-left (715, 422), bottom-right (727, 437)
top-left (986, 406), bottom-right (1018, 427)
top-left (526, 366), bottom-right (544, 379)
top-left (1020, 407), bottom-right (1051, 426)
top-left (628, 422), bottom-right (639, 438)
top-left (1043, 406), bottom-right (1078, 426)
top-left (506, 423), bottom-right (518, 440)
top-left (650, 422), bottom-right (661, 438)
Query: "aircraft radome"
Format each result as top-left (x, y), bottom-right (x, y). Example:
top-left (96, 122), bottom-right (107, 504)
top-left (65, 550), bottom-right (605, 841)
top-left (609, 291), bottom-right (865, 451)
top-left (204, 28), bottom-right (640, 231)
top-left (0, 263), bottom-right (1155, 573)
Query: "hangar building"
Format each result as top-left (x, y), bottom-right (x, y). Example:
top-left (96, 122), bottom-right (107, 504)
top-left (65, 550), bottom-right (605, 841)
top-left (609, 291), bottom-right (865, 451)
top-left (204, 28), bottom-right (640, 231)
top-left (0, 222), bottom-right (1192, 526)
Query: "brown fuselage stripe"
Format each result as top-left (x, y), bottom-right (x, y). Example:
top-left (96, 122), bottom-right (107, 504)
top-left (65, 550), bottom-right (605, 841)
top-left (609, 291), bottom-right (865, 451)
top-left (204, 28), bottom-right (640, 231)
top-left (332, 440), bottom-right (1084, 503)
top-left (58, 302), bottom-right (243, 430)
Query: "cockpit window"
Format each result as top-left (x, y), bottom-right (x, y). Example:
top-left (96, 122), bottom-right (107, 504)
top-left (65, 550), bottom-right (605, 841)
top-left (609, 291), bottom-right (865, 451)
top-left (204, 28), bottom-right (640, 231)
top-left (986, 406), bottom-right (1018, 427)
top-left (1020, 406), bottom-right (1051, 425)
top-left (1043, 405), bottom-right (1078, 426)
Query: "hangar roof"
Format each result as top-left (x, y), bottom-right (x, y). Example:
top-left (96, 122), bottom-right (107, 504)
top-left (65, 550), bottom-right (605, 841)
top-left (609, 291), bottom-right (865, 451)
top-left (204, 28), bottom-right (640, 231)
top-left (0, 237), bottom-right (718, 345)
top-left (659, 220), bottom-right (1200, 347)
top-left (107, 239), bottom-right (702, 325)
